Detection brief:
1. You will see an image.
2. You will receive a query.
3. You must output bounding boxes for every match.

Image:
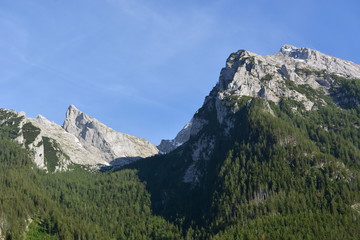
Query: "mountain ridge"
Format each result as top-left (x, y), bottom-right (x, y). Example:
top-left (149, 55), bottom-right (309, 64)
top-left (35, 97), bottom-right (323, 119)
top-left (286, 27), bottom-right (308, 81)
top-left (126, 45), bottom-right (360, 237)
top-left (1, 44), bottom-right (360, 239)
top-left (63, 104), bottom-right (159, 165)
top-left (157, 45), bottom-right (360, 154)
top-left (0, 104), bottom-right (158, 171)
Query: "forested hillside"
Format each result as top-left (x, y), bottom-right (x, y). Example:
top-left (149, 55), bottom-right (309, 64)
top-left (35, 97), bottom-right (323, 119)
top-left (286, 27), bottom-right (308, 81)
top-left (2, 46), bottom-right (360, 239)
top-left (0, 119), bottom-right (181, 240)
top-left (129, 74), bottom-right (360, 239)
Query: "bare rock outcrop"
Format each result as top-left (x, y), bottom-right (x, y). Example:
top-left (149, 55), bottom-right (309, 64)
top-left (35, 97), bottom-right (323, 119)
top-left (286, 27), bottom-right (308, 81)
top-left (1, 105), bottom-right (158, 171)
top-left (172, 45), bottom-right (360, 183)
top-left (63, 105), bottom-right (159, 165)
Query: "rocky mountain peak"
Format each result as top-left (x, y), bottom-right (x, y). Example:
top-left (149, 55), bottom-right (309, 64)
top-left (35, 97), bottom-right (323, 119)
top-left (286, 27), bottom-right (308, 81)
top-left (63, 105), bottom-right (159, 165)
top-left (66, 104), bottom-right (81, 118)
top-left (215, 45), bottom-right (360, 109)
top-left (157, 45), bottom-right (360, 183)
top-left (63, 105), bottom-right (96, 138)
top-left (34, 114), bottom-right (53, 126)
top-left (1, 104), bottom-right (159, 171)
top-left (277, 44), bottom-right (360, 79)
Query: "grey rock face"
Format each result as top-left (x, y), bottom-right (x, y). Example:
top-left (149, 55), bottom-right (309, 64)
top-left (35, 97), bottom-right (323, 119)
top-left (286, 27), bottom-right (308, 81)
top-left (278, 45), bottom-right (360, 79)
top-left (63, 105), bottom-right (159, 165)
top-left (214, 44), bottom-right (360, 114)
top-left (157, 120), bottom-right (192, 153)
top-left (177, 44), bottom-right (360, 184)
top-left (162, 44), bottom-right (360, 154)
top-left (1, 105), bottom-right (158, 171)
top-left (29, 114), bottom-right (106, 168)
top-left (157, 117), bottom-right (207, 154)
top-left (0, 108), bottom-right (104, 171)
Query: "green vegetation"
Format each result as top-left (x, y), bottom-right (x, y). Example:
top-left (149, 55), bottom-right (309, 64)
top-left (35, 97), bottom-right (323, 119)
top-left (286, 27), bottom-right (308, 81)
top-left (129, 89), bottom-right (360, 239)
top-left (0, 109), bottom-right (23, 139)
top-left (22, 123), bottom-right (41, 145)
top-left (246, 56), bottom-right (255, 64)
top-left (2, 75), bottom-right (360, 239)
top-left (26, 219), bottom-right (58, 240)
top-left (331, 78), bottom-right (360, 109)
top-left (212, 211), bottom-right (359, 239)
top-left (283, 78), bottom-right (330, 105)
top-left (261, 73), bottom-right (273, 81)
top-left (295, 67), bottom-right (313, 76)
top-left (290, 68), bottom-right (360, 108)
top-left (223, 94), bottom-right (251, 108)
top-left (207, 97), bottom-right (360, 239)
top-left (0, 123), bottom-right (182, 239)
top-left (42, 137), bottom-right (60, 172)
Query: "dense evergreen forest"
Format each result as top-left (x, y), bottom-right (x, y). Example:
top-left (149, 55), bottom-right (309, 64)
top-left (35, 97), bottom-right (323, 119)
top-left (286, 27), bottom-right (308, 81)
top-left (1, 72), bottom-right (360, 239)
top-left (128, 75), bottom-right (360, 239)
top-left (0, 116), bottom-right (182, 239)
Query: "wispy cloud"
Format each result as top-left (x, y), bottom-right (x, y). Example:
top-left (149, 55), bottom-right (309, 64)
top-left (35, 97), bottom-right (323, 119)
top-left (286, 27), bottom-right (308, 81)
top-left (91, 81), bottom-right (172, 111)
top-left (105, 0), bottom-right (217, 61)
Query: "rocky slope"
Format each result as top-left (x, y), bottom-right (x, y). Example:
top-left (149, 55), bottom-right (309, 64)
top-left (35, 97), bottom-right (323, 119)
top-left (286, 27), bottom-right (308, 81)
top-left (182, 44), bottom-right (360, 184)
top-left (63, 105), bottom-right (159, 165)
top-left (0, 105), bottom-right (158, 171)
top-left (2, 44), bottom-right (360, 239)
top-left (25, 115), bottom-right (106, 170)
top-left (157, 117), bottom-right (207, 154)
top-left (158, 44), bottom-right (360, 154)
top-left (129, 45), bottom-right (360, 227)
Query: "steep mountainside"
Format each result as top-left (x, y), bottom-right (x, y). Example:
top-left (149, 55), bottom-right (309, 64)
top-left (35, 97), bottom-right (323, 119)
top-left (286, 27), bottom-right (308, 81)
top-left (0, 105), bottom-right (158, 172)
top-left (1, 45), bottom-right (360, 239)
top-left (63, 105), bottom-right (158, 166)
top-left (157, 117), bottom-right (206, 154)
top-left (158, 45), bottom-right (360, 154)
top-left (0, 123), bottom-right (181, 240)
top-left (128, 45), bottom-right (360, 238)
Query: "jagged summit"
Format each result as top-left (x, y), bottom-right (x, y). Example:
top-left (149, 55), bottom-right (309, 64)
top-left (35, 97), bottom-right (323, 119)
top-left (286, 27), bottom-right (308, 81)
top-left (63, 104), bottom-right (93, 137)
top-left (158, 45), bottom-right (360, 154)
top-left (216, 44), bottom-right (360, 103)
top-left (278, 44), bottom-right (360, 78)
top-left (132, 46), bottom-right (360, 238)
top-left (63, 104), bottom-right (159, 165)
top-left (69, 104), bottom-right (77, 109)
top-left (1, 104), bottom-right (159, 171)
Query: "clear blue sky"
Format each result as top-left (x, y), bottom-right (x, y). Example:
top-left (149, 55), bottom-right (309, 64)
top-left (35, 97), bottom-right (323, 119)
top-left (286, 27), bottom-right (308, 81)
top-left (1, 0), bottom-right (359, 144)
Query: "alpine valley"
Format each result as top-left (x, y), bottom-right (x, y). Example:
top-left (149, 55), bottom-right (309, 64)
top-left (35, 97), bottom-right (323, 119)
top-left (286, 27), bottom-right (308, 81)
top-left (1, 45), bottom-right (360, 239)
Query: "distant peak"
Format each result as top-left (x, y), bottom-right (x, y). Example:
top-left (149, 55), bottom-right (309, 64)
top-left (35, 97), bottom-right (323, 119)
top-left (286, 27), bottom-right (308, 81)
top-left (279, 44), bottom-right (312, 60)
top-left (66, 104), bottom-right (85, 116)
top-left (68, 104), bottom-right (80, 111)
top-left (64, 105), bottom-right (89, 127)
top-left (34, 114), bottom-right (52, 125)
top-left (280, 44), bottom-right (301, 51)
top-left (36, 114), bottom-right (46, 120)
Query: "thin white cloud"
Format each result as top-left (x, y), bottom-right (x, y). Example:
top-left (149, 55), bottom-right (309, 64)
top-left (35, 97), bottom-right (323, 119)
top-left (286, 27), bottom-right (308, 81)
top-left (91, 81), bottom-right (172, 110)
top-left (105, 0), bottom-right (217, 61)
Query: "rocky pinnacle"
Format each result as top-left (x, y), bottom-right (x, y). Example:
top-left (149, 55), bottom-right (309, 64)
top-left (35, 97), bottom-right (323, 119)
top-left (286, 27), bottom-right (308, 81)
top-left (63, 105), bottom-right (159, 165)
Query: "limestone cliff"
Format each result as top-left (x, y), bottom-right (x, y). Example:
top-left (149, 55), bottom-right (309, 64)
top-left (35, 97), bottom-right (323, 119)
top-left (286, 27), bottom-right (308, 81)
top-left (158, 45), bottom-right (360, 155)
top-left (161, 45), bottom-right (360, 183)
top-left (0, 105), bottom-right (158, 171)
top-left (63, 105), bottom-right (159, 166)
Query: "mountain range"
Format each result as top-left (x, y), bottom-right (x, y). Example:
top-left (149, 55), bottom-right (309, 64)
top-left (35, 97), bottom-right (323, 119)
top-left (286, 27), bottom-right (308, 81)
top-left (0, 104), bottom-right (159, 172)
top-left (1, 45), bottom-right (360, 239)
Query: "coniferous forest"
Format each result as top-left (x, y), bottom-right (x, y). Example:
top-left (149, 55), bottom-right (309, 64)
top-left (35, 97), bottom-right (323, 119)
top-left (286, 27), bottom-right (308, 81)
top-left (1, 74), bottom-right (360, 239)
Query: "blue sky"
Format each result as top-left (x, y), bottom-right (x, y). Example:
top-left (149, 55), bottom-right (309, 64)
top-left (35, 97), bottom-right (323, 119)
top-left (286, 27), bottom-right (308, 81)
top-left (1, 0), bottom-right (359, 144)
